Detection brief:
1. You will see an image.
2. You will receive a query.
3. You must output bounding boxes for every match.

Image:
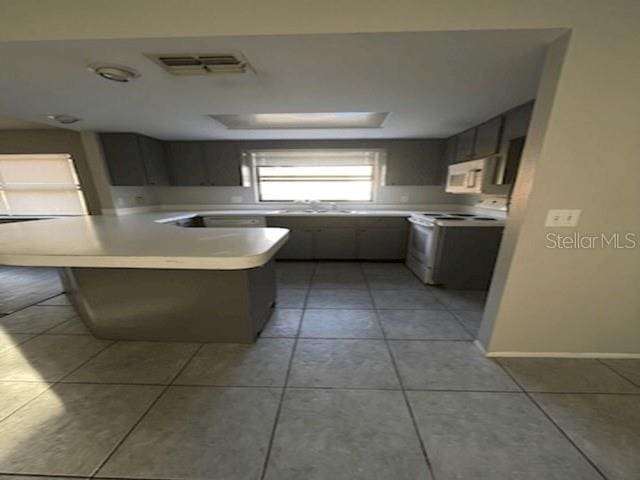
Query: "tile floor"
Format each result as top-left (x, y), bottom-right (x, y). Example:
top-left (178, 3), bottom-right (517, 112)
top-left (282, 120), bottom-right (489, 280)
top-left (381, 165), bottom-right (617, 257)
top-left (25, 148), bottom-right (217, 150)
top-left (0, 261), bottom-right (638, 480)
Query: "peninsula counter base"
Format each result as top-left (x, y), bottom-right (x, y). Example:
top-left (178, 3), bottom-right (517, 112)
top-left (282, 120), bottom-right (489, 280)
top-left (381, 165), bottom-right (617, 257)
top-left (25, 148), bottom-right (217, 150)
top-left (61, 260), bottom-right (276, 343)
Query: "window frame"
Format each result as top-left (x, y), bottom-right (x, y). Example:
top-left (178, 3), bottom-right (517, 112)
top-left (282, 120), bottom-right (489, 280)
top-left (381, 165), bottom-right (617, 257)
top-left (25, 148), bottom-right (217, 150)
top-left (0, 153), bottom-right (88, 216)
top-left (242, 149), bottom-right (387, 203)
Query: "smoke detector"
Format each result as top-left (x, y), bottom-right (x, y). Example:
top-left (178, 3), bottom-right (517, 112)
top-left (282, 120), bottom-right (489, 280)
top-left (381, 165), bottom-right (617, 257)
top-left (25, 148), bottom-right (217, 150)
top-left (145, 53), bottom-right (252, 75)
top-left (46, 114), bottom-right (82, 124)
top-left (88, 63), bottom-right (140, 82)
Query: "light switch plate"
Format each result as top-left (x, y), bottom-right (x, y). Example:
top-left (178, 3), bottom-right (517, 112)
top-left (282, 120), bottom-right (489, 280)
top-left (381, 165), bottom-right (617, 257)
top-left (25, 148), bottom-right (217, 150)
top-left (545, 209), bottom-right (581, 227)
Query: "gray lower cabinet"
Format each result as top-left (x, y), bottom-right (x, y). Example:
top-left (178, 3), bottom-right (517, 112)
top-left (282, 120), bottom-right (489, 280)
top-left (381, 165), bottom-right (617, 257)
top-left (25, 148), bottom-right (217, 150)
top-left (277, 227), bottom-right (314, 259)
top-left (357, 227), bottom-right (406, 260)
top-left (313, 227), bottom-right (357, 259)
top-left (166, 142), bottom-right (208, 186)
top-left (268, 217), bottom-right (407, 260)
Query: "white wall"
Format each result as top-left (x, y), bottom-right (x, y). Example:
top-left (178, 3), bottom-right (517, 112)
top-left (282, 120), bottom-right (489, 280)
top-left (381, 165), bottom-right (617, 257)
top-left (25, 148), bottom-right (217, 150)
top-left (1, 0), bottom-right (639, 355)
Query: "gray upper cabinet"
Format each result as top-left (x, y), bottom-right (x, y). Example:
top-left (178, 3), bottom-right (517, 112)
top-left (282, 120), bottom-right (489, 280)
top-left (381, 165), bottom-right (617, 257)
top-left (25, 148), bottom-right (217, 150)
top-left (100, 133), bottom-right (169, 186)
top-left (454, 128), bottom-right (476, 163)
top-left (202, 142), bottom-right (242, 186)
top-left (138, 136), bottom-right (169, 185)
top-left (452, 116), bottom-right (502, 163)
top-left (443, 136), bottom-right (457, 166)
top-left (474, 116), bottom-right (503, 158)
top-left (500, 101), bottom-right (534, 152)
top-left (100, 133), bottom-right (148, 186)
top-left (442, 136), bottom-right (458, 183)
top-left (166, 142), bottom-right (208, 186)
top-left (385, 140), bottom-right (446, 186)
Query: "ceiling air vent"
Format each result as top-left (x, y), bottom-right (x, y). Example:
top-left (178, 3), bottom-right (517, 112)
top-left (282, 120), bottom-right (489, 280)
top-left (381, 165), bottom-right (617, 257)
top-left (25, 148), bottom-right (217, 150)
top-left (146, 53), bottom-right (251, 75)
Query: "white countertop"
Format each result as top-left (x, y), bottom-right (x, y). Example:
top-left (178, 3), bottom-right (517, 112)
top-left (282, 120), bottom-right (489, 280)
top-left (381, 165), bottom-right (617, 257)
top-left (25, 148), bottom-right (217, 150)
top-left (0, 215), bottom-right (289, 270)
top-left (0, 207), bottom-right (478, 270)
top-left (153, 209), bottom-right (423, 221)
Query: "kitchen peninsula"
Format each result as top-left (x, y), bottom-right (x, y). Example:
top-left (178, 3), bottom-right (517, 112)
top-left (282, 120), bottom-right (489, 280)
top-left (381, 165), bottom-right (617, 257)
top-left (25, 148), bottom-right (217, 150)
top-left (0, 215), bottom-right (288, 343)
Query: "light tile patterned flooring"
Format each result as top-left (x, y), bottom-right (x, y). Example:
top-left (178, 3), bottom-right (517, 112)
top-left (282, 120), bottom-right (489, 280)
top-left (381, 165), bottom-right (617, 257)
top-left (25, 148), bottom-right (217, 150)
top-left (0, 262), bottom-right (639, 479)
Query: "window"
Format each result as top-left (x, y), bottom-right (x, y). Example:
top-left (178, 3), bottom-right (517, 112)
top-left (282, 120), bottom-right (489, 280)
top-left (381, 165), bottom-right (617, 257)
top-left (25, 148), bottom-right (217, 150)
top-left (248, 149), bottom-right (383, 202)
top-left (0, 154), bottom-right (87, 216)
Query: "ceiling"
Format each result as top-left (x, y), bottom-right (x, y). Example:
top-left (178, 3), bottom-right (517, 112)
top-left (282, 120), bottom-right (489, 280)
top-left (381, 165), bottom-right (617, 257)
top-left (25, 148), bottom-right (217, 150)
top-left (0, 30), bottom-right (562, 140)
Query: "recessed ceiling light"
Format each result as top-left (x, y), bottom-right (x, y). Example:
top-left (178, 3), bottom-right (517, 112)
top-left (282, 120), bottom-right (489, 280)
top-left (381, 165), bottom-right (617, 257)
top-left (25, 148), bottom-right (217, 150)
top-left (210, 112), bottom-right (388, 130)
top-left (46, 114), bottom-right (82, 124)
top-left (88, 63), bottom-right (140, 82)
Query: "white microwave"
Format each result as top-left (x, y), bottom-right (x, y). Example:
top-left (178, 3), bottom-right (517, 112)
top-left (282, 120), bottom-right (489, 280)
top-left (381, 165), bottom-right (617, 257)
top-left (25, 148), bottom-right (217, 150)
top-left (446, 156), bottom-right (499, 194)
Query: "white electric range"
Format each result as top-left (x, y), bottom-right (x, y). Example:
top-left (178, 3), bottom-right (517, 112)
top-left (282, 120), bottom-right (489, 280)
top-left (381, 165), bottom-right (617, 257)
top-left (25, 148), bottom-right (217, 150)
top-left (405, 199), bottom-right (507, 289)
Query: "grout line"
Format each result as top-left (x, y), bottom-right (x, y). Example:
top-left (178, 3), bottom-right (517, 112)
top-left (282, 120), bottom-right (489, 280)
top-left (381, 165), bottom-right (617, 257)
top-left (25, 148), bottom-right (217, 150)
top-left (265, 335), bottom-right (474, 342)
top-left (495, 360), bottom-right (609, 480)
top-left (0, 473), bottom-right (86, 479)
top-left (3, 290), bottom-right (67, 316)
top-left (358, 262), bottom-right (438, 480)
top-left (449, 310), bottom-right (481, 339)
top-left (259, 261), bottom-right (316, 480)
top-left (596, 359), bottom-right (640, 388)
top-left (89, 343), bottom-right (206, 479)
top-left (3, 377), bottom-right (638, 396)
top-left (0, 338), bottom-right (116, 427)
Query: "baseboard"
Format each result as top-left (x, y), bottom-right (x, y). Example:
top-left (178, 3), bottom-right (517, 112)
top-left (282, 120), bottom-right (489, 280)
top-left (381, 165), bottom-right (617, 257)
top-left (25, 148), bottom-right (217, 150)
top-left (473, 339), bottom-right (487, 354)
top-left (485, 351), bottom-right (640, 359)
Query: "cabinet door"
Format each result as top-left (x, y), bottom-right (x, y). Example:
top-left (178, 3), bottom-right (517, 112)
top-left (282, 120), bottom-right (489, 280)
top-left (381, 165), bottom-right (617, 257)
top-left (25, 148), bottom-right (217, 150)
top-left (443, 136), bottom-right (457, 165)
top-left (500, 101), bottom-right (534, 152)
top-left (202, 142), bottom-right (242, 186)
top-left (357, 227), bottom-right (406, 260)
top-left (385, 140), bottom-right (445, 186)
top-left (100, 133), bottom-right (147, 186)
top-left (166, 142), bottom-right (207, 185)
top-left (277, 228), bottom-right (314, 259)
top-left (474, 116), bottom-right (503, 158)
top-left (442, 136), bottom-right (458, 184)
top-left (138, 136), bottom-right (169, 185)
top-left (313, 227), bottom-right (357, 259)
top-left (454, 128), bottom-right (476, 163)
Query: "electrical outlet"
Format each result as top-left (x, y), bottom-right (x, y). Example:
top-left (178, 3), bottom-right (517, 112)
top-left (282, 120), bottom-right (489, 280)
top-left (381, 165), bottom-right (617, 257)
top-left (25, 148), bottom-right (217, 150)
top-left (231, 195), bottom-right (243, 204)
top-left (545, 209), bottom-right (581, 227)
top-left (400, 195), bottom-right (409, 203)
